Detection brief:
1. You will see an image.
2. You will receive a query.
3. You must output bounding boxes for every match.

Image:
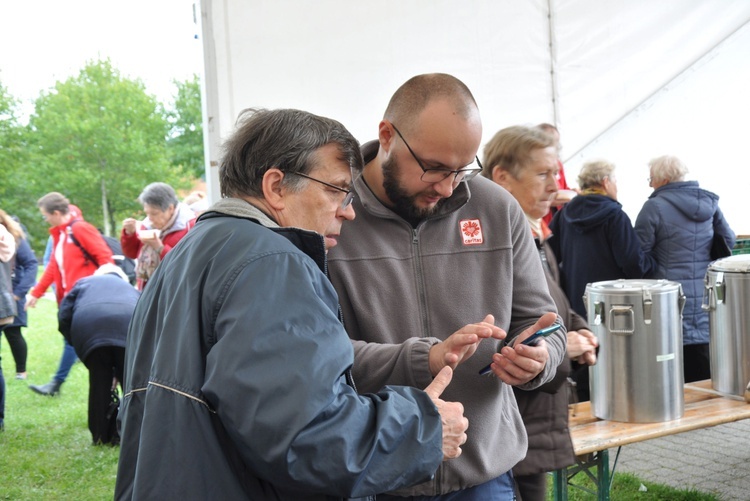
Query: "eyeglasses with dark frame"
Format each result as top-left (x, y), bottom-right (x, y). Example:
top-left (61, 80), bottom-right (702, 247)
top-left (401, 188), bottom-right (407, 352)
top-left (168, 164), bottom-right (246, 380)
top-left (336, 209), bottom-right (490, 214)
top-left (287, 171), bottom-right (355, 209)
top-left (391, 124), bottom-right (483, 185)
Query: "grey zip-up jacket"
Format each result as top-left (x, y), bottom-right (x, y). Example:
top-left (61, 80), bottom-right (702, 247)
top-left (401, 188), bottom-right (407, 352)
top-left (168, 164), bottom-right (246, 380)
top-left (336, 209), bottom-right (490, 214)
top-left (115, 199), bottom-right (444, 500)
top-left (328, 147), bottom-right (565, 496)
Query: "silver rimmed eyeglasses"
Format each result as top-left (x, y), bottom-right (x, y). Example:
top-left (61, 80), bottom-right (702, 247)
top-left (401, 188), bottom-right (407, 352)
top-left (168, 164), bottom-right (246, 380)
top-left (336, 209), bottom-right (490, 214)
top-left (391, 124), bottom-right (482, 185)
top-left (288, 171), bottom-right (355, 209)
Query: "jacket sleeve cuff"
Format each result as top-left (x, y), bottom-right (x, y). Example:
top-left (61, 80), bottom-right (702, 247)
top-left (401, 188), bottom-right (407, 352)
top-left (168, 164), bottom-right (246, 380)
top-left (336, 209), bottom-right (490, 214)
top-left (410, 337), bottom-right (441, 389)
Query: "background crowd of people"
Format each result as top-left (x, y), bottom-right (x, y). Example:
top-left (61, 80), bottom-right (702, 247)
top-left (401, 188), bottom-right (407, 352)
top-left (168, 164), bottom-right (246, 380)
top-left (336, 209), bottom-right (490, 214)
top-left (0, 72), bottom-right (737, 500)
top-left (0, 186), bottom-right (201, 443)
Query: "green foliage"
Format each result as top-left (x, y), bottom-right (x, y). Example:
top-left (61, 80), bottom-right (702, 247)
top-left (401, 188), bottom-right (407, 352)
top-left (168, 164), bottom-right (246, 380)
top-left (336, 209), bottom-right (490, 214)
top-left (166, 74), bottom-right (205, 179)
top-left (22, 59), bottom-right (191, 239)
top-left (2, 66), bottom-right (205, 247)
top-left (0, 83), bottom-right (38, 247)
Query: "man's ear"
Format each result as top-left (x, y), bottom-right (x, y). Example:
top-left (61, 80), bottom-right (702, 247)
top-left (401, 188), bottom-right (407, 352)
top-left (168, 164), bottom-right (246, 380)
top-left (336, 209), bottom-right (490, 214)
top-left (378, 120), bottom-right (395, 153)
top-left (262, 168), bottom-right (287, 211)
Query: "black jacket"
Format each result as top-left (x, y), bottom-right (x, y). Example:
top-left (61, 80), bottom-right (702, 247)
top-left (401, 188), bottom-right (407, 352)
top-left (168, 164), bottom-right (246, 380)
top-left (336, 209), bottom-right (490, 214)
top-left (58, 274), bottom-right (139, 361)
top-left (549, 194), bottom-right (656, 317)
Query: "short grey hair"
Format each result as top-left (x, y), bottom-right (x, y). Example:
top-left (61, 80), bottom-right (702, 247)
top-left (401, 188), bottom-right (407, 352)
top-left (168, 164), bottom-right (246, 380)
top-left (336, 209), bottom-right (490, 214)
top-left (649, 155), bottom-right (688, 184)
top-left (219, 108), bottom-right (363, 199)
top-left (577, 159), bottom-right (616, 190)
top-left (138, 182), bottom-right (179, 211)
top-left (482, 125), bottom-right (555, 179)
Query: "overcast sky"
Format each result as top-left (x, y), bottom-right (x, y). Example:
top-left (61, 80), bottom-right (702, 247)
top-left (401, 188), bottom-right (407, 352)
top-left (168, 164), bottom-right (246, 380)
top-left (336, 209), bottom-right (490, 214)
top-left (0, 0), bottom-right (203, 120)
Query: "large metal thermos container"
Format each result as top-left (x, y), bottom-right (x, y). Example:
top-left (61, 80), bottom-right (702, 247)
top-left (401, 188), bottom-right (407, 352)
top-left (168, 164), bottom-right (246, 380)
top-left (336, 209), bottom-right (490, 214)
top-left (703, 255), bottom-right (750, 397)
top-left (584, 279), bottom-right (686, 423)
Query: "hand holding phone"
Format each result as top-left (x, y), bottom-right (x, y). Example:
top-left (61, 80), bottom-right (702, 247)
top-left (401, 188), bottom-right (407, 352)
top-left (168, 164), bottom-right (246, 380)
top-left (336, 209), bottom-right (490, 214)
top-left (478, 324), bottom-right (562, 375)
top-left (519, 324), bottom-right (562, 347)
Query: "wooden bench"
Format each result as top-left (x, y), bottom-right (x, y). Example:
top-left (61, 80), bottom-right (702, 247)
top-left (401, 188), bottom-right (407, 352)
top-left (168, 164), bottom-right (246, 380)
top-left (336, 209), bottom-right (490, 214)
top-left (552, 380), bottom-right (750, 500)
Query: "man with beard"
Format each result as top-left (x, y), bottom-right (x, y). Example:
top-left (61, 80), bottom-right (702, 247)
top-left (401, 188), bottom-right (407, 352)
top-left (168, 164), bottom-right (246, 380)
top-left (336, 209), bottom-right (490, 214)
top-left (116, 108), bottom-right (472, 501)
top-left (327, 74), bottom-right (565, 500)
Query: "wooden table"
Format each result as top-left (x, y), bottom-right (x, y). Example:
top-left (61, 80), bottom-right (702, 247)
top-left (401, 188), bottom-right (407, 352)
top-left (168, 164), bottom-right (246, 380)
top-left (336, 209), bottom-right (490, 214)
top-left (552, 380), bottom-right (750, 500)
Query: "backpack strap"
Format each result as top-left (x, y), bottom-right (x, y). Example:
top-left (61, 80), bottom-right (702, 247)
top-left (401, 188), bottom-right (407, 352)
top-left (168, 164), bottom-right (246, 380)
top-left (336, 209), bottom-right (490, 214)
top-left (66, 220), bottom-right (100, 267)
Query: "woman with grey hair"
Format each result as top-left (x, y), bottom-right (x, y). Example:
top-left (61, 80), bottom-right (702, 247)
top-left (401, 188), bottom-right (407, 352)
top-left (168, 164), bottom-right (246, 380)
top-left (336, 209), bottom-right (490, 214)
top-left (635, 155), bottom-right (735, 383)
top-left (120, 182), bottom-right (196, 290)
top-left (548, 160), bottom-right (656, 399)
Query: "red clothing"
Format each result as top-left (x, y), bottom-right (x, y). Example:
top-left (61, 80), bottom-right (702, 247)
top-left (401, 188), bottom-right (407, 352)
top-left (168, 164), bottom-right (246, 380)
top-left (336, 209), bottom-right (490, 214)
top-left (543, 159), bottom-right (571, 225)
top-left (554, 159), bottom-right (570, 191)
top-left (120, 211), bottom-right (196, 290)
top-left (120, 223), bottom-right (194, 262)
top-left (31, 219), bottom-right (114, 304)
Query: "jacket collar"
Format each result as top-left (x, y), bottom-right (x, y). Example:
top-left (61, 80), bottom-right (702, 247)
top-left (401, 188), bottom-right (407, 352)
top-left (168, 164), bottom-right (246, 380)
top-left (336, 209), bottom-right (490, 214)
top-left (199, 198), bottom-right (327, 273)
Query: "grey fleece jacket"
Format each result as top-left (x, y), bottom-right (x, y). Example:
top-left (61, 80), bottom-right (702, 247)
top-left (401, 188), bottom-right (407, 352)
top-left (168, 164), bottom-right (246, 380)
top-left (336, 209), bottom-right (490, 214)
top-left (328, 160), bottom-right (565, 496)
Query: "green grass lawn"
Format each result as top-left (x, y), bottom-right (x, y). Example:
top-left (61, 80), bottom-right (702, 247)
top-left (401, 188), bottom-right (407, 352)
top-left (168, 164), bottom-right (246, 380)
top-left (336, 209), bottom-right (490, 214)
top-left (0, 294), bottom-right (721, 500)
top-left (0, 295), bottom-right (119, 500)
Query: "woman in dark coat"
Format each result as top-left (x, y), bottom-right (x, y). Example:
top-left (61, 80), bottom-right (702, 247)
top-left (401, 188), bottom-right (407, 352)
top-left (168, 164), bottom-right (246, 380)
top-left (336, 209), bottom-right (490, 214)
top-left (548, 159), bottom-right (657, 319)
top-left (635, 155), bottom-right (735, 382)
top-left (58, 265), bottom-right (140, 444)
top-left (483, 125), bottom-right (598, 501)
top-left (0, 210), bottom-right (38, 380)
top-left (548, 160), bottom-right (655, 401)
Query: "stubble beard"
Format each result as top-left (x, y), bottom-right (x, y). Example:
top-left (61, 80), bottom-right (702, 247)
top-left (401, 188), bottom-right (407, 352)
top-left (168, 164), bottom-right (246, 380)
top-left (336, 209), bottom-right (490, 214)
top-left (382, 156), bottom-right (446, 227)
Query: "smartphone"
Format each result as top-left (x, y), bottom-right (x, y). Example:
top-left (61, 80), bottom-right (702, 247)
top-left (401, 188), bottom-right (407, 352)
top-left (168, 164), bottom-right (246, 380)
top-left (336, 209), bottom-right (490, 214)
top-left (478, 324), bottom-right (562, 375)
top-left (519, 324), bottom-right (562, 346)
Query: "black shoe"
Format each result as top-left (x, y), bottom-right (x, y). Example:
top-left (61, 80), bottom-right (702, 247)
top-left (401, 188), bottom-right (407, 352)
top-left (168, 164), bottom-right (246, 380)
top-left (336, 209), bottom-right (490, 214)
top-left (29, 380), bottom-right (62, 396)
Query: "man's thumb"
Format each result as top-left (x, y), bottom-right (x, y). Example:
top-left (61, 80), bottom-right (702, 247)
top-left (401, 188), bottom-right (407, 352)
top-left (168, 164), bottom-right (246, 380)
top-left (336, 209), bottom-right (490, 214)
top-left (425, 365), bottom-right (453, 399)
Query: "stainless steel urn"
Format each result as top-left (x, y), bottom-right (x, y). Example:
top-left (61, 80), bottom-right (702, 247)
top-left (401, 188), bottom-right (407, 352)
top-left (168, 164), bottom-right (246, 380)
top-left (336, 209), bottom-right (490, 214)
top-left (703, 255), bottom-right (750, 397)
top-left (585, 279), bottom-right (686, 423)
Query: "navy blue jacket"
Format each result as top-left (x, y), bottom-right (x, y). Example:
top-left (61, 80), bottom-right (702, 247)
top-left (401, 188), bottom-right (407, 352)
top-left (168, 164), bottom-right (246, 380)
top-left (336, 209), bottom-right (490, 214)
top-left (1, 238), bottom-right (37, 329)
top-left (115, 200), bottom-right (443, 501)
top-left (635, 181), bottom-right (735, 345)
top-left (57, 274), bottom-right (140, 361)
top-left (548, 194), bottom-right (656, 316)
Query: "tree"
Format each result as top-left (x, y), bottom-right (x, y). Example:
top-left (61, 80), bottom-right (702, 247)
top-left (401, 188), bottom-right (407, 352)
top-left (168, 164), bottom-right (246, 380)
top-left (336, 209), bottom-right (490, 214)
top-left (167, 74), bottom-right (205, 179)
top-left (0, 81), bottom-right (40, 247)
top-left (26, 59), bottom-right (188, 236)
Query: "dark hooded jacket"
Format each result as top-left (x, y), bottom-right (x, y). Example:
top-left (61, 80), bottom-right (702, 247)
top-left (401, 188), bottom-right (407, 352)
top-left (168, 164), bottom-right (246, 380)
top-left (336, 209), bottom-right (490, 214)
top-left (115, 199), bottom-right (443, 501)
top-left (3, 237), bottom-right (37, 329)
top-left (548, 194), bottom-right (656, 317)
top-left (634, 181), bottom-right (735, 345)
top-left (57, 273), bottom-right (139, 361)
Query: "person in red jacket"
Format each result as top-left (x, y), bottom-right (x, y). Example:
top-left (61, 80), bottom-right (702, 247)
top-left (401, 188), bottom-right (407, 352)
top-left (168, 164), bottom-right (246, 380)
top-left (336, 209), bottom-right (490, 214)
top-left (120, 182), bottom-right (196, 290)
top-left (26, 192), bottom-right (113, 396)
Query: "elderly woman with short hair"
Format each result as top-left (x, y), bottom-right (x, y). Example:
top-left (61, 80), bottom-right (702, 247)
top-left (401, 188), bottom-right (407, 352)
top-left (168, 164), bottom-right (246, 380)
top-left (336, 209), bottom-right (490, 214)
top-left (121, 182), bottom-right (196, 290)
top-left (635, 155), bottom-right (735, 383)
top-left (483, 125), bottom-right (598, 501)
top-left (548, 159), bottom-right (656, 395)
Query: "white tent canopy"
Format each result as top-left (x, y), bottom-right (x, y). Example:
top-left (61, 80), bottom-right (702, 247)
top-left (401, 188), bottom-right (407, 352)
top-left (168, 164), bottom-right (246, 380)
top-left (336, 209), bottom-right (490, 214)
top-left (198, 0), bottom-right (750, 234)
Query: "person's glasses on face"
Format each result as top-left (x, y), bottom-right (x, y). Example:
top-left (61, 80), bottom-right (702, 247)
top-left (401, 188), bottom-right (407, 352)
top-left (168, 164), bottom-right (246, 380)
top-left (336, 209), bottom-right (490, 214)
top-left (391, 124), bottom-right (482, 185)
top-left (288, 171), bottom-right (355, 210)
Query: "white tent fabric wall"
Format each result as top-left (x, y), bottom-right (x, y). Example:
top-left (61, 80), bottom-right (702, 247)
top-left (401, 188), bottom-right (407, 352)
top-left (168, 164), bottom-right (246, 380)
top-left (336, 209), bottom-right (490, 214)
top-left (199, 0), bottom-right (750, 233)
top-left (564, 15), bottom-right (750, 234)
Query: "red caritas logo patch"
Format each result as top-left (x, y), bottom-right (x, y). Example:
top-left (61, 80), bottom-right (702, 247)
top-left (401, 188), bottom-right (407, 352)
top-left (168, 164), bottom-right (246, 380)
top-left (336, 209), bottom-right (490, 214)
top-left (459, 219), bottom-right (483, 245)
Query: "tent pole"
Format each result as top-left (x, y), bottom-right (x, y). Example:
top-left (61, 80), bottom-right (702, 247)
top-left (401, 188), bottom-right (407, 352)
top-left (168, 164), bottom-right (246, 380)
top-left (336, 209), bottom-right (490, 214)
top-left (547, 0), bottom-right (560, 127)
